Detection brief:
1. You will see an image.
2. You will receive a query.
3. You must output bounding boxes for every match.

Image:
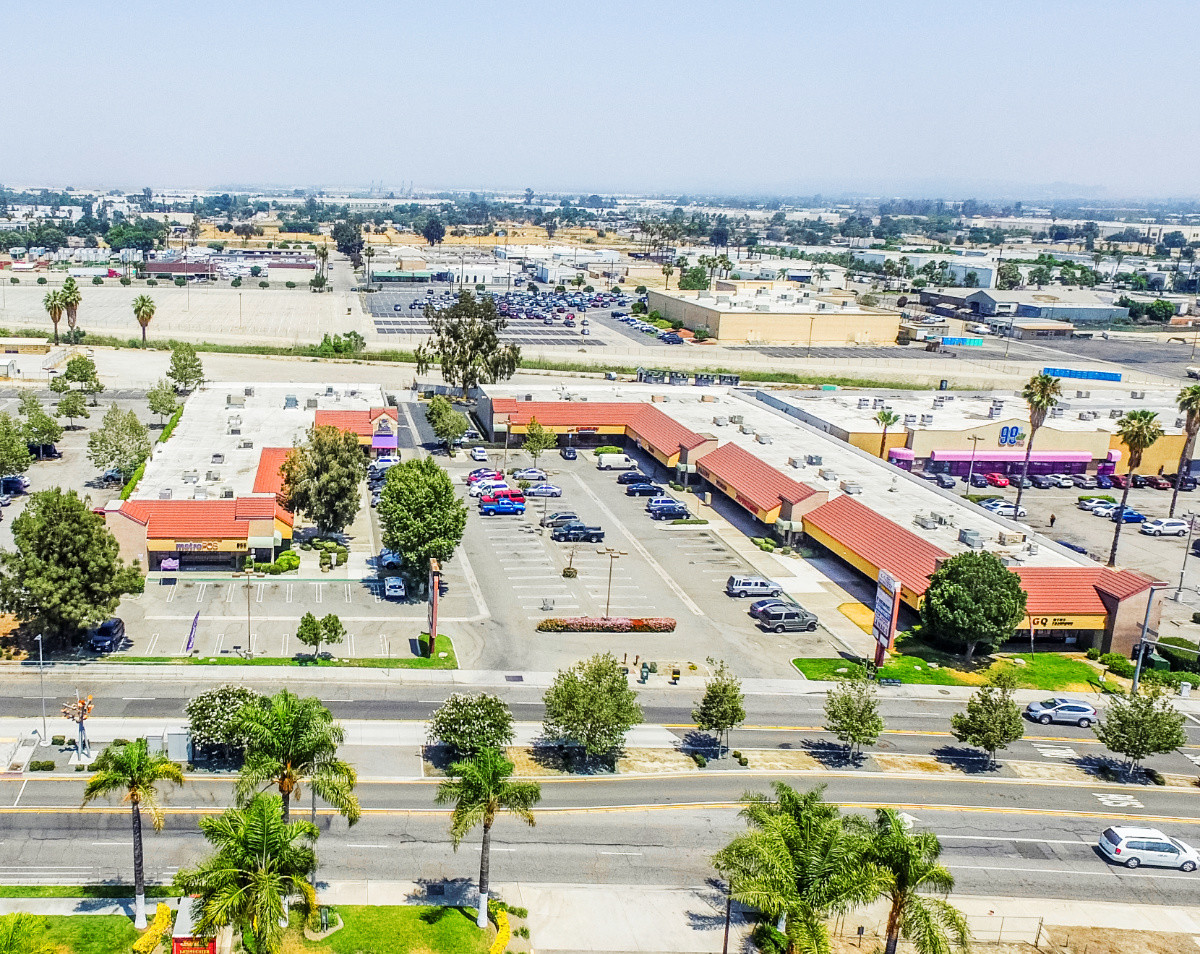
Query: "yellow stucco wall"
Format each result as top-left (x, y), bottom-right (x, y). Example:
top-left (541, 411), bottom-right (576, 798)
top-left (1109, 433), bottom-right (1189, 474)
top-left (848, 431), bottom-right (909, 457)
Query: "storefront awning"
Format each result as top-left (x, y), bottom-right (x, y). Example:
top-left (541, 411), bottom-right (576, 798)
top-left (929, 449), bottom-right (1092, 463)
top-left (372, 434), bottom-right (399, 449)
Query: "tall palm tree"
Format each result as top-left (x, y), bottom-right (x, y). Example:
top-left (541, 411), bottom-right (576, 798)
top-left (236, 689), bottom-right (360, 825)
top-left (875, 410), bottom-right (901, 459)
top-left (661, 263), bottom-right (674, 289)
top-left (713, 783), bottom-right (887, 954)
top-left (1171, 385), bottom-right (1200, 517)
top-left (175, 794), bottom-right (316, 954)
top-left (1014, 373), bottom-right (1063, 510)
top-left (315, 243), bottom-right (329, 279)
top-left (82, 739), bottom-right (184, 928)
top-left (132, 295), bottom-right (156, 343)
top-left (0, 912), bottom-right (54, 954)
top-left (435, 747), bottom-right (541, 928)
top-left (42, 290), bottom-right (64, 344)
top-left (864, 809), bottom-right (969, 954)
top-left (364, 245), bottom-right (376, 287)
top-left (1109, 410), bottom-right (1165, 566)
top-left (59, 276), bottom-right (81, 335)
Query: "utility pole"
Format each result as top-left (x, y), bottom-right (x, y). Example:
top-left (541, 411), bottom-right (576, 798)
top-left (1175, 514), bottom-right (1197, 601)
top-left (35, 634), bottom-right (48, 745)
top-left (597, 547), bottom-right (627, 618)
top-left (1131, 584), bottom-right (1167, 695)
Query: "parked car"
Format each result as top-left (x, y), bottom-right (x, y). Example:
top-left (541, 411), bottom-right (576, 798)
top-left (968, 474), bottom-right (989, 488)
top-left (1099, 827), bottom-right (1199, 871)
top-left (935, 474), bottom-right (957, 489)
top-left (466, 468), bottom-right (504, 483)
top-left (369, 455), bottom-right (401, 474)
top-left (525, 483), bottom-right (563, 497)
top-left (1091, 503), bottom-right (1119, 518)
top-left (758, 604), bottom-right (819, 633)
top-left (597, 454), bottom-right (638, 471)
top-left (514, 468), bottom-right (547, 482)
top-left (560, 446), bottom-right (578, 460)
top-left (649, 503), bottom-right (690, 520)
top-left (540, 511), bottom-right (579, 528)
top-left (1146, 475), bottom-right (1172, 490)
top-left (1096, 474), bottom-right (1114, 489)
top-left (481, 488), bottom-right (525, 504)
top-left (1071, 474), bottom-right (1098, 489)
top-left (479, 497), bottom-right (526, 516)
top-left (1030, 475), bottom-right (1054, 489)
top-left (617, 470), bottom-right (652, 485)
top-left (88, 618), bottom-right (126, 652)
top-left (1047, 474), bottom-right (1075, 488)
top-left (1110, 473), bottom-right (1129, 489)
top-left (1025, 698), bottom-right (1098, 727)
top-left (550, 522), bottom-right (605, 543)
top-left (1167, 473), bottom-right (1198, 491)
top-left (384, 577), bottom-right (406, 600)
top-left (1111, 508), bottom-right (1147, 523)
top-left (378, 549), bottom-right (402, 570)
top-left (1131, 474), bottom-right (1149, 488)
top-left (100, 468), bottom-right (123, 486)
top-left (749, 597), bottom-right (791, 620)
top-left (726, 575), bottom-right (782, 599)
top-left (1141, 518), bottom-right (1190, 537)
top-left (626, 483), bottom-right (666, 497)
top-left (991, 503), bottom-right (1028, 518)
top-left (1077, 497), bottom-right (1109, 511)
top-left (470, 447), bottom-right (489, 462)
top-left (980, 498), bottom-right (1008, 510)
top-left (985, 473), bottom-right (1010, 488)
top-left (469, 480), bottom-right (509, 497)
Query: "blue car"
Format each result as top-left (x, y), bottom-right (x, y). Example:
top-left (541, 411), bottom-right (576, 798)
top-left (1111, 508), bottom-right (1146, 523)
top-left (1096, 474), bottom-right (1113, 489)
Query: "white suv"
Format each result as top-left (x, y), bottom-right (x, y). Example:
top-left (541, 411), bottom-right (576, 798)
top-left (1140, 518), bottom-right (1190, 537)
top-left (1099, 827), bottom-right (1199, 871)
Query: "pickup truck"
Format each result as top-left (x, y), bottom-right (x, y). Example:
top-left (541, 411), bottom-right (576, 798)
top-left (550, 522), bottom-right (605, 543)
top-left (479, 497), bottom-right (526, 516)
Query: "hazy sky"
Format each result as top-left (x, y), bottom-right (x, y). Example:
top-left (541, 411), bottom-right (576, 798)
top-left (5, 0), bottom-right (1199, 198)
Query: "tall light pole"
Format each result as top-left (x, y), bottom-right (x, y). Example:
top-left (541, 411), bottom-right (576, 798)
top-left (596, 548), bottom-right (627, 618)
top-left (1131, 584), bottom-right (1168, 695)
top-left (1175, 513), bottom-right (1197, 601)
top-left (964, 434), bottom-right (984, 489)
top-left (34, 634), bottom-right (48, 745)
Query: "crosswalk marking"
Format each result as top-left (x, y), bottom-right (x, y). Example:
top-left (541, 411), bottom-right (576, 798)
top-left (1031, 742), bottom-right (1078, 760)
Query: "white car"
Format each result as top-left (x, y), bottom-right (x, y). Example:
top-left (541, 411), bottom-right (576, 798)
top-left (514, 468), bottom-right (547, 482)
top-left (384, 577), bottom-right (406, 600)
top-left (1099, 826), bottom-right (1199, 871)
top-left (470, 447), bottom-right (489, 462)
top-left (469, 480), bottom-right (509, 498)
top-left (991, 503), bottom-right (1027, 518)
top-left (1091, 503), bottom-right (1120, 518)
top-left (1077, 497), bottom-right (1108, 511)
top-left (1047, 473), bottom-right (1075, 488)
top-left (1141, 518), bottom-right (1190, 537)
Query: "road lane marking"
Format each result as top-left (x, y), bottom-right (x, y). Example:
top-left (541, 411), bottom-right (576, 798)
top-left (1031, 743), bottom-right (1078, 759)
top-left (346, 844), bottom-right (388, 849)
top-left (946, 862), bottom-right (1198, 881)
top-left (12, 780), bottom-right (26, 807)
top-left (1094, 793), bottom-right (1143, 808)
top-left (940, 835), bottom-right (1086, 845)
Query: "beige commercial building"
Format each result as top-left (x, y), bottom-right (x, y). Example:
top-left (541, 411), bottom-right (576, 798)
top-left (646, 287), bottom-right (901, 345)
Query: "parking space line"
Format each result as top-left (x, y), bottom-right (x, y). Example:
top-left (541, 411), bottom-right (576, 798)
top-left (349, 634), bottom-right (355, 657)
top-left (225, 584), bottom-right (235, 603)
top-left (344, 583), bottom-right (353, 603)
top-left (285, 584), bottom-right (293, 603)
top-left (165, 586), bottom-right (177, 603)
top-left (145, 634), bottom-right (159, 655)
top-left (312, 583), bottom-right (322, 604)
top-left (281, 632), bottom-right (289, 656)
top-left (372, 585), bottom-right (383, 603)
top-left (256, 584), bottom-right (265, 604)
top-left (196, 583), bottom-right (208, 603)
top-left (214, 633), bottom-right (224, 656)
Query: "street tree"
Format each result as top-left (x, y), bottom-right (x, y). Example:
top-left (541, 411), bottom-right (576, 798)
top-left (64, 354), bottom-right (103, 405)
top-left (542, 652), bottom-right (644, 764)
top-left (949, 669), bottom-right (1024, 766)
top-left (692, 659), bottom-right (745, 754)
top-left (0, 488), bottom-right (142, 643)
top-left (235, 689), bottom-right (360, 825)
top-left (43, 289), bottom-right (64, 344)
top-left (59, 276), bottom-right (81, 333)
top-left (425, 394), bottom-right (469, 450)
top-left (1170, 384), bottom-right (1200, 517)
top-left (920, 551), bottom-right (1027, 664)
top-left (146, 377), bottom-right (178, 426)
top-left (521, 416), bottom-right (557, 464)
top-left (174, 794), bottom-right (317, 954)
top-left (17, 393), bottom-right (62, 457)
top-left (82, 739), bottom-right (184, 928)
top-left (427, 693), bottom-right (515, 758)
top-left (167, 342), bottom-right (205, 392)
top-left (87, 405), bottom-right (151, 481)
top-left (279, 424), bottom-right (366, 535)
top-left (1014, 373), bottom-right (1063, 510)
top-left (317, 614), bottom-right (346, 655)
top-left (377, 456), bottom-right (468, 576)
top-left (436, 747), bottom-right (541, 928)
top-left (294, 612), bottom-right (321, 656)
top-left (421, 217), bottom-right (446, 246)
top-left (55, 389), bottom-right (89, 429)
top-left (185, 685), bottom-right (262, 759)
top-left (1094, 687), bottom-right (1187, 777)
top-left (414, 291), bottom-right (521, 398)
top-left (823, 674), bottom-right (885, 761)
top-left (1109, 410), bottom-right (1164, 566)
top-left (131, 294), bottom-right (156, 343)
top-left (0, 414), bottom-right (33, 476)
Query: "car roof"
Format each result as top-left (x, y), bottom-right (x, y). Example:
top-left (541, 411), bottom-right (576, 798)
top-left (1107, 826), bottom-right (1168, 838)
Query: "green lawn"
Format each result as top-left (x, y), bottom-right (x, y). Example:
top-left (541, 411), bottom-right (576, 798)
top-left (32, 914), bottom-right (141, 954)
top-left (110, 634), bottom-right (457, 670)
top-left (0, 885), bottom-right (179, 898)
top-left (295, 905), bottom-right (490, 954)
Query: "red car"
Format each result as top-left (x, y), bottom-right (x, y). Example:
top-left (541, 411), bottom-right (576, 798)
top-left (985, 473), bottom-right (1010, 488)
top-left (1110, 473), bottom-right (1128, 488)
top-left (480, 488), bottom-right (525, 505)
top-left (1146, 475), bottom-right (1172, 490)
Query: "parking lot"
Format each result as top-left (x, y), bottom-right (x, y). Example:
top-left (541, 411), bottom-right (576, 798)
top-left (743, 345), bottom-right (954, 361)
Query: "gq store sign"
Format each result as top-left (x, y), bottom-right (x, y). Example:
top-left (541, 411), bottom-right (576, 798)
top-left (1027, 614), bottom-right (1105, 631)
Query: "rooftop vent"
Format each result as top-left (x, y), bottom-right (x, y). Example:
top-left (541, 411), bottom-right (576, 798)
top-left (1109, 409), bottom-right (1123, 419)
top-left (1076, 390), bottom-right (1090, 399)
top-left (1050, 407), bottom-right (1064, 418)
top-left (920, 413), bottom-right (934, 425)
top-left (903, 413), bottom-right (918, 425)
top-left (1131, 391), bottom-right (1146, 400)
top-left (858, 398), bottom-right (871, 409)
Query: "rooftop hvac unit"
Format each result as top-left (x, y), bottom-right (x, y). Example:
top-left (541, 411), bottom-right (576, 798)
top-left (932, 397), bottom-right (945, 408)
top-left (1109, 409), bottom-right (1123, 419)
top-left (1178, 418), bottom-right (1188, 428)
top-left (839, 479), bottom-right (863, 494)
top-left (306, 398), bottom-right (318, 409)
top-left (932, 512), bottom-right (955, 526)
top-left (872, 398), bottom-right (885, 408)
top-left (756, 304), bottom-right (771, 312)
top-left (192, 487), bottom-right (208, 500)
top-left (998, 531), bottom-right (1027, 546)
top-left (740, 423), bottom-right (756, 435)
top-left (325, 386), bottom-right (335, 396)
top-left (1001, 556), bottom-right (1021, 567)
top-left (182, 471), bottom-right (199, 483)
top-left (903, 413), bottom-right (917, 425)
top-left (211, 453), bottom-right (224, 464)
top-left (818, 467), bottom-right (838, 481)
top-left (244, 387), bottom-right (254, 397)
top-left (226, 394), bottom-right (245, 407)
top-left (239, 440), bottom-right (254, 449)
top-left (1050, 407), bottom-right (1064, 418)
top-left (1076, 390), bottom-right (1090, 399)
top-left (756, 432), bottom-right (772, 444)
top-left (1079, 411), bottom-right (1097, 421)
top-left (988, 408), bottom-right (1001, 419)
top-left (914, 515), bottom-right (939, 530)
top-left (206, 470), bottom-right (220, 482)
top-left (220, 486), bottom-right (234, 499)
top-left (788, 456), bottom-right (804, 468)
top-left (1028, 542), bottom-right (1040, 555)
top-left (858, 398), bottom-right (871, 409)
top-left (806, 455), bottom-right (823, 465)
top-left (817, 302), bottom-right (827, 310)
top-left (1131, 391), bottom-right (1146, 399)
top-left (729, 414), bottom-right (744, 424)
top-left (958, 529), bottom-right (985, 549)
top-left (713, 415), bottom-right (728, 426)
top-left (920, 413), bottom-right (934, 425)
top-left (158, 488), bottom-right (172, 500)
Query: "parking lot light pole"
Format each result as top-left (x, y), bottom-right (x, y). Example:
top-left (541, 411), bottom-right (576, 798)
top-left (1176, 514), bottom-right (1197, 601)
top-left (597, 548), bottom-right (626, 618)
top-left (963, 434), bottom-right (983, 489)
top-left (35, 634), bottom-right (48, 745)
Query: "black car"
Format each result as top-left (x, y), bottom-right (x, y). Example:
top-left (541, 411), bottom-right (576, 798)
top-left (935, 474), bottom-right (956, 489)
top-left (626, 483), bottom-right (665, 497)
top-left (1131, 474), bottom-right (1148, 488)
top-left (560, 446), bottom-right (578, 461)
top-left (89, 618), bottom-right (126, 652)
top-left (616, 471), bottom-right (651, 485)
top-left (1031, 474), bottom-right (1054, 489)
top-left (1167, 473), bottom-right (1198, 491)
top-left (649, 504), bottom-right (690, 520)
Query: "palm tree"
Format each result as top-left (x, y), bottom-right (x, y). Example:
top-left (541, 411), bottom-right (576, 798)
top-left (713, 783), bottom-right (887, 954)
top-left (174, 794), bottom-right (316, 954)
top-left (875, 410), bottom-right (901, 459)
top-left (82, 739), bottom-right (184, 928)
top-left (1171, 385), bottom-right (1200, 517)
top-left (42, 290), bottom-right (64, 344)
top-left (1014, 373), bottom-right (1063, 510)
top-left (59, 277), bottom-right (81, 335)
top-left (235, 689), bottom-right (360, 825)
top-left (1109, 410), bottom-right (1165, 566)
top-left (865, 809), bottom-right (969, 954)
top-left (435, 747), bottom-right (541, 928)
top-left (0, 912), bottom-right (54, 954)
top-left (315, 243), bottom-right (329, 279)
top-left (131, 295), bottom-right (156, 343)
top-left (661, 263), bottom-right (674, 289)
top-left (363, 245), bottom-right (376, 287)
top-left (187, 219), bottom-right (201, 246)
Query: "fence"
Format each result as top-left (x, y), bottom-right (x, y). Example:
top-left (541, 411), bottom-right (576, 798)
top-left (837, 914), bottom-right (1045, 947)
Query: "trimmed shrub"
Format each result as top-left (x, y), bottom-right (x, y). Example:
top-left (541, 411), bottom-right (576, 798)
top-left (537, 616), bottom-right (676, 633)
top-left (592, 445), bottom-right (623, 456)
top-left (285, 281), bottom-right (296, 289)
top-left (30, 761), bottom-right (55, 771)
top-left (258, 281), bottom-right (269, 288)
top-left (562, 567), bottom-right (578, 579)
top-left (51, 735), bottom-right (65, 746)
top-left (133, 903), bottom-right (173, 954)
top-left (37, 277), bottom-right (47, 285)
top-left (691, 753), bottom-right (707, 768)
top-left (146, 279), bottom-right (158, 286)
top-left (1159, 635), bottom-right (1200, 673)
top-left (1086, 647), bottom-right (1101, 660)
top-left (671, 518), bottom-right (708, 525)
top-left (92, 276), bottom-right (103, 285)
top-left (1100, 652), bottom-right (1135, 678)
top-left (120, 277), bottom-right (131, 286)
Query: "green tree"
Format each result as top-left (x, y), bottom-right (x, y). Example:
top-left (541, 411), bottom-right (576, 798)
top-left (294, 612), bottom-right (322, 656)
top-left (949, 669), bottom-right (1024, 766)
top-left (1109, 410), bottom-right (1164, 566)
top-left (146, 377), bottom-right (178, 426)
top-left (318, 613), bottom-right (345, 655)
top-left (1028, 265), bottom-right (1053, 287)
top-left (174, 794), bottom-right (317, 954)
top-left (377, 456), bottom-right (468, 576)
top-left (1014, 372), bottom-right (1063, 510)
top-left (82, 739), bottom-right (184, 928)
top-left (235, 689), bottom-right (360, 825)
top-left (1169, 385), bottom-right (1200, 518)
top-left (42, 289), bottom-right (64, 344)
top-left (422, 217), bottom-right (446, 246)
top-left (0, 413), bottom-right (33, 476)
top-left (185, 685), bottom-right (261, 758)
top-left (920, 551), bottom-right (1027, 664)
top-left (823, 675), bottom-right (885, 760)
top-left (414, 291), bottom-right (521, 398)
top-left (279, 424), bottom-right (366, 535)
top-left (18, 393), bottom-right (62, 457)
top-left (542, 652), bottom-right (644, 763)
top-left (713, 783), bottom-right (886, 954)
top-left (59, 276), bottom-right (81, 333)
top-left (1094, 687), bottom-right (1187, 777)
top-left (435, 747), bottom-right (541, 928)
top-left (131, 294), bottom-right (156, 343)
top-left (64, 354), bottom-right (103, 405)
top-left (0, 912), bottom-right (54, 954)
top-left (427, 692), bottom-right (515, 758)
top-left (521, 416), bottom-right (557, 464)
top-left (692, 659), bottom-right (745, 754)
top-left (677, 266), bottom-right (709, 290)
top-left (0, 488), bottom-right (141, 643)
top-left (426, 394), bottom-right (468, 450)
top-left (87, 405), bottom-right (150, 480)
top-left (166, 342), bottom-right (204, 392)
top-left (874, 409), bottom-right (900, 459)
top-left (54, 390), bottom-right (88, 429)
top-left (864, 809), bottom-right (970, 954)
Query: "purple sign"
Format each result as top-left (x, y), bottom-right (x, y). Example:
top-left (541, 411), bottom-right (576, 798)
top-left (185, 611), bottom-right (199, 654)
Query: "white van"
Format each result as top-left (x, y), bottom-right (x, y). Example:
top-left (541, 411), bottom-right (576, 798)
top-left (597, 454), bottom-right (637, 471)
top-left (470, 479), bottom-right (509, 498)
top-left (384, 577), bottom-right (406, 599)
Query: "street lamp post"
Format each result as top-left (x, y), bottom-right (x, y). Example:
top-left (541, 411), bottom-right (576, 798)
top-left (596, 548), bottom-right (627, 618)
top-left (964, 434), bottom-right (984, 489)
top-left (1131, 584), bottom-right (1167, 696)
top-left (35, 634), bottom-right (48, 745)
top-left (1175, 513), bottom-right (1197, 601)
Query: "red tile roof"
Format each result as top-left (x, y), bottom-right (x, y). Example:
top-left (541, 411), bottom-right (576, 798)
top-left (803, 495), bottom-right (948, 595)
top-left (119, 497), bottom-right (292, 539)
top-left (1095, 567), bottom-right (1159, 600)
top-left (1013, 567), bottom-right (1110, 616)
top-left (696, 443), bottom-right (817, 512)
top-left (314, 410), bottom-right (372, 437)
top-left (490, 399), bottom-right (708, 456)
top-left (253, 447), bottom-right (292, 497)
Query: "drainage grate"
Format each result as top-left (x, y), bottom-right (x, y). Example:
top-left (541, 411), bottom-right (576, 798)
top-left (505, 675), bottom-right (524, 683)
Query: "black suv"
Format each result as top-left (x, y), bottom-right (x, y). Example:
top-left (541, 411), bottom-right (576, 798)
top-left (89, 618), bottom-right (126, 652)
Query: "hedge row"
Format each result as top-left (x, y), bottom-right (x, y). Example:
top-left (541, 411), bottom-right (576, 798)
top-left (537, 616), bottom-right (676, 633)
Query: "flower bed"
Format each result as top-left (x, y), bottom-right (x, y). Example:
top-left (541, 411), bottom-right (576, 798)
top-left (537, 616), bottom-right (676, 633)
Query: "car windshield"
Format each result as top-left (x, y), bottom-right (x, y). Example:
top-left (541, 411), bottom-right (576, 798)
top-left (1039, 699), bottom-right (1058, 708)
